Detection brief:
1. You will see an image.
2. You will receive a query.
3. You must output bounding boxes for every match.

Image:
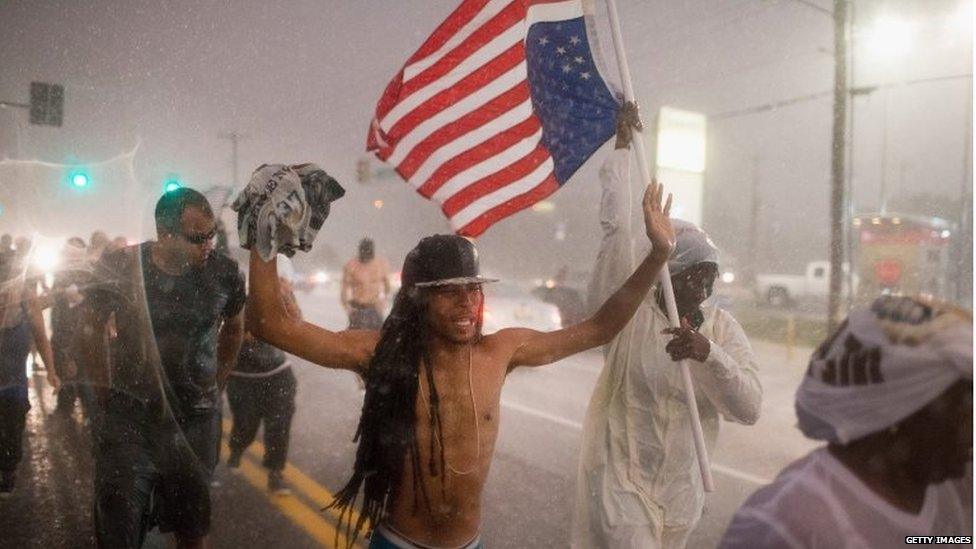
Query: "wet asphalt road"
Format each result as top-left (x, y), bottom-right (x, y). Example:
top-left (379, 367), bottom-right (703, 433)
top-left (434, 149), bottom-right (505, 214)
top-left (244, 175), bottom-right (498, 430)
top-left (0, 287), bottom-right (818, 548)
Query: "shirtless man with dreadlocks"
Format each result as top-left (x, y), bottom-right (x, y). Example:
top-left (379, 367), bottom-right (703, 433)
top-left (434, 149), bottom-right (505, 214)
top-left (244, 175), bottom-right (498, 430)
top-left (247, 182), bottom-right (675, 549)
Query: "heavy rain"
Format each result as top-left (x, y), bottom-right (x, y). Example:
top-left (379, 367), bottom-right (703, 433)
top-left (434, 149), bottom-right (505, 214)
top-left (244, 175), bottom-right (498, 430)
top-left (0, 0), bottom-right (972, 548)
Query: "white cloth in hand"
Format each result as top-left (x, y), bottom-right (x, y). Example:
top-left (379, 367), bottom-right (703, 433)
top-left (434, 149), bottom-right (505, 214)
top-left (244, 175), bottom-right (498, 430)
top-left (232, 164), bottom-right (345, 261)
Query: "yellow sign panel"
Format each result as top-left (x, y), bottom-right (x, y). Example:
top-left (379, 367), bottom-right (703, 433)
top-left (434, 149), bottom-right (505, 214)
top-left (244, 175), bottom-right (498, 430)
top-left (656, 107), bottom-right (707, 174)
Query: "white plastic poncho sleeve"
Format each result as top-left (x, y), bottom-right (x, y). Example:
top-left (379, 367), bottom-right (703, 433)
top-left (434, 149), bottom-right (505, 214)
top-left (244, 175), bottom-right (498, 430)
top-left (586, 148), bottom-right (635, 316)
top-left (694, 311), bottom-right (763, 425)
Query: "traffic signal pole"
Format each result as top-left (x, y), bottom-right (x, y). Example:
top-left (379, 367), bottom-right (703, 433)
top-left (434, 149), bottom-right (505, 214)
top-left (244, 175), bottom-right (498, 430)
top-left (218, 131), bottom-right (245, 188)
top-left (827, 0), bottom-right (848, 334)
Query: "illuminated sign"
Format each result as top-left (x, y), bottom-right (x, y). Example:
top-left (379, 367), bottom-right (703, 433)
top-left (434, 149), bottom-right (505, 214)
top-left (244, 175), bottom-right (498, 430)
top-left (656, 107), bottom-right (707, 174)
top-left (655, 107), bottom-right (707, 226)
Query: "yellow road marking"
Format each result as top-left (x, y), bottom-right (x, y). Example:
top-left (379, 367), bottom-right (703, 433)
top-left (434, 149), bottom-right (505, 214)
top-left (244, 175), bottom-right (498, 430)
top-left (219, 439), bottom-right (363, 548)
top-left (221, 418), bottom-right (367, 530)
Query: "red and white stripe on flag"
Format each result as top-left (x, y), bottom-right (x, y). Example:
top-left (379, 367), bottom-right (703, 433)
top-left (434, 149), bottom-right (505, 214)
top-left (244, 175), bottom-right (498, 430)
top-left (367, 0), bottom-right (589, 238)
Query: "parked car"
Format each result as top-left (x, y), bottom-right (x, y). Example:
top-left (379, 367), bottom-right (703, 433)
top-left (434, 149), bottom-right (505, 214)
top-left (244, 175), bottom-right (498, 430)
top-left (483, 281), bottom-right (562, 333)
top-left (755, 261), bottom-right (857, 306)
top-left (531, 284), bottom-right (585, 328)
top-left (293, 269), bottom-right (338, 292)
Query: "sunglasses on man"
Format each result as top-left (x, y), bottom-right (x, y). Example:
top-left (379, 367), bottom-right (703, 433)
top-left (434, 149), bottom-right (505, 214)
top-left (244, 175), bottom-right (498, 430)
top-left (180, 228), bottom-right (217, 245)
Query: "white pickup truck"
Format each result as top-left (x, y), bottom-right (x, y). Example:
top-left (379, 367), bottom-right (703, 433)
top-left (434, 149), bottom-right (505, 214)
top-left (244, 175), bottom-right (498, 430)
top-left (755, 261), bottom-right (856, 306)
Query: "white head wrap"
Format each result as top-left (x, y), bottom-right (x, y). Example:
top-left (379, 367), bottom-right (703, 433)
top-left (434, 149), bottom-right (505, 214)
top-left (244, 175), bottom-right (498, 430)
top-left (796, 295), bottom-right (973, 444)
top-left (636, 219), bottom-right (719, 275)
top-left (668, 219), bottom-right (719, 275)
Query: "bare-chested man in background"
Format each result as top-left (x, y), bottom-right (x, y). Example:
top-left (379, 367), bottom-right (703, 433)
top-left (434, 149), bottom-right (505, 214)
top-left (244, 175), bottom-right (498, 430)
top-left (341, 237), bottom-right (391, 332)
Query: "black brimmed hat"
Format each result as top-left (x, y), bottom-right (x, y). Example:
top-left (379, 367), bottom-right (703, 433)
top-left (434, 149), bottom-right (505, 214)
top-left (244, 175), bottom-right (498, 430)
top-left (401, 235), bottom-right (499, 288)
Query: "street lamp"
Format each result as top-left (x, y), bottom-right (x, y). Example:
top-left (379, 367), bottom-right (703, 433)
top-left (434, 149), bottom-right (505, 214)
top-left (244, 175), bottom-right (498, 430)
top-left (863, 17), bottom-right (915, 58)
top-left (844, 10), bottom-right (919, 306)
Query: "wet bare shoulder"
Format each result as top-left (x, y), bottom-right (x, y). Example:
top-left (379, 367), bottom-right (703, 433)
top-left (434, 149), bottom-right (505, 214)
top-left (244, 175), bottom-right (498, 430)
top-left (480, 328), bottom-right (538, 361)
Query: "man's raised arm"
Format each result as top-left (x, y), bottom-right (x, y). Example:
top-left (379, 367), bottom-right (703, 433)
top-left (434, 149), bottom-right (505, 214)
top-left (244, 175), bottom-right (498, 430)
top-left (503, 181), bottom-right (675, 369)
top-left (247, 249), bottom-right (377, 372)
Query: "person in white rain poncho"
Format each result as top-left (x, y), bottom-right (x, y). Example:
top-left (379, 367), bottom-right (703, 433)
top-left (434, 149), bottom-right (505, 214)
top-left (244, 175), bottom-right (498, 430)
top-left (720, 295), bottom-right (972, 549)
top-left (573, 103), bottom-right (763, 549)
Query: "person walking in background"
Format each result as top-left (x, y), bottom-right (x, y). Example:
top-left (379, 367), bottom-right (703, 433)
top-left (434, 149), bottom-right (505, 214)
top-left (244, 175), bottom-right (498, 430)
top-left (0, 240), bottom-right (59, 497)
top-left (88, 231), bottom-right (110, 264)
top-left (341, 237), bottom-right (391, 390)
top-left (341, 237), bottom-right (391, 331)
top-left (107, 236), bottom-right (128, 255)
top-left (226, 258), bottom-right (301, 495)
top-left (0, 235), bottom-right (13, 266)
top-left (51, 237), bottom-right (91, 417)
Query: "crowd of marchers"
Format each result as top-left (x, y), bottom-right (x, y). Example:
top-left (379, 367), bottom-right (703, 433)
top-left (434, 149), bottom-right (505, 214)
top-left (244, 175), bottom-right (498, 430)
top-left (0, 107), bottom-right (970, 549)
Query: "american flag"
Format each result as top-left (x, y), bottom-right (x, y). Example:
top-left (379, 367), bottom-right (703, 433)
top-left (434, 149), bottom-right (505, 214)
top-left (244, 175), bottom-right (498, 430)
top-left (367, 0), bottom-right (620, 237)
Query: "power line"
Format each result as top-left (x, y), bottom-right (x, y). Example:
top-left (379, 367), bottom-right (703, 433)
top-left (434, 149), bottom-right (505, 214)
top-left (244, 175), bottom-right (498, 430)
top-left (710, 72), bottom-right (972, 120)
top-left (781, 0), bottom-right (833, 17)
top-left (217, 131), bottom-right (246, 188)
top-left (711, 90), bottom-right (832, 119)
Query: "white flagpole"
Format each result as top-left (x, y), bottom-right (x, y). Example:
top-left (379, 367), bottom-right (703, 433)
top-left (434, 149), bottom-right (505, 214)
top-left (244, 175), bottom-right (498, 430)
top-left (603, 0), bottom-right (715, 492)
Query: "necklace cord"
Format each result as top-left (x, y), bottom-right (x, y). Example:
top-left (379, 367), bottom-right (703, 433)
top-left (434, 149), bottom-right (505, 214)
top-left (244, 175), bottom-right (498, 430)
top-left (418, 345), bottom-right (481, 476)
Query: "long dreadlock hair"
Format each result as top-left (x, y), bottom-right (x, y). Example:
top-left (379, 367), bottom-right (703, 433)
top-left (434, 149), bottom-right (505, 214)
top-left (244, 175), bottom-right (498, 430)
top-left (328, 283), bottom-right (484, 547)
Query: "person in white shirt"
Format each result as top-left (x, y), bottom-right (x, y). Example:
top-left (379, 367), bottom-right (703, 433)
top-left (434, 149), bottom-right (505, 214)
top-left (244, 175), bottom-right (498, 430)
top-left (720, 294), bottom-right (973, 548)
top-left (573, 103), bottom-right (763, 549)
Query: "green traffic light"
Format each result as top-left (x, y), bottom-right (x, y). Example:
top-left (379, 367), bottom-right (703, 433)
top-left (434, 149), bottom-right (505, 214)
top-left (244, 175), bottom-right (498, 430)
top-left (70, 171), bottom-right (90, 188)
top-left (163, 173), bottom-right (182, 193)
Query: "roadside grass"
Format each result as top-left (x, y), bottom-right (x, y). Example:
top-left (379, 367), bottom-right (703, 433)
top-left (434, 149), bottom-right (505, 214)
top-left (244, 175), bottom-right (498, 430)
top-left (730, 305), bottom-right (828, 349)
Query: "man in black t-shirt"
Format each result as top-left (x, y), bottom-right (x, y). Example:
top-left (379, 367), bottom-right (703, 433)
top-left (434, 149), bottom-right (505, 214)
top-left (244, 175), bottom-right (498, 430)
top-left (226, 275), bottom-right (301, 495)
top-left (79, 188), bottom-right (246, 549)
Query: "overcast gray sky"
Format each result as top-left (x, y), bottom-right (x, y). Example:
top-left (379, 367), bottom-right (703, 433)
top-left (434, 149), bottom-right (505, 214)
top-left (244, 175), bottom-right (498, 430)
top-left (0, 0), bottom-right (971, 277)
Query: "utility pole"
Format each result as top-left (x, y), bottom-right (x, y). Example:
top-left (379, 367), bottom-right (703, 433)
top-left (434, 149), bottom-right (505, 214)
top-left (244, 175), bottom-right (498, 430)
top-left (747, 155), bottom-right (761, 286)
top-left (827, 0), bottom-right (848, 334)
top-left (878, 88), bottom-right (890, 214)
top-left (218, 131), bottom-right (246, 188)
top-left (844, 0), bottom-right (857, 310)
top-left (958, 75), bottom-right (973, 305)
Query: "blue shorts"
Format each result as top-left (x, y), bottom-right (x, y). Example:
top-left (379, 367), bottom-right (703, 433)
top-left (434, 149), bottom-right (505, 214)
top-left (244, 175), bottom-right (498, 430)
top-left (369, 523), bottom-right (483, 549)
